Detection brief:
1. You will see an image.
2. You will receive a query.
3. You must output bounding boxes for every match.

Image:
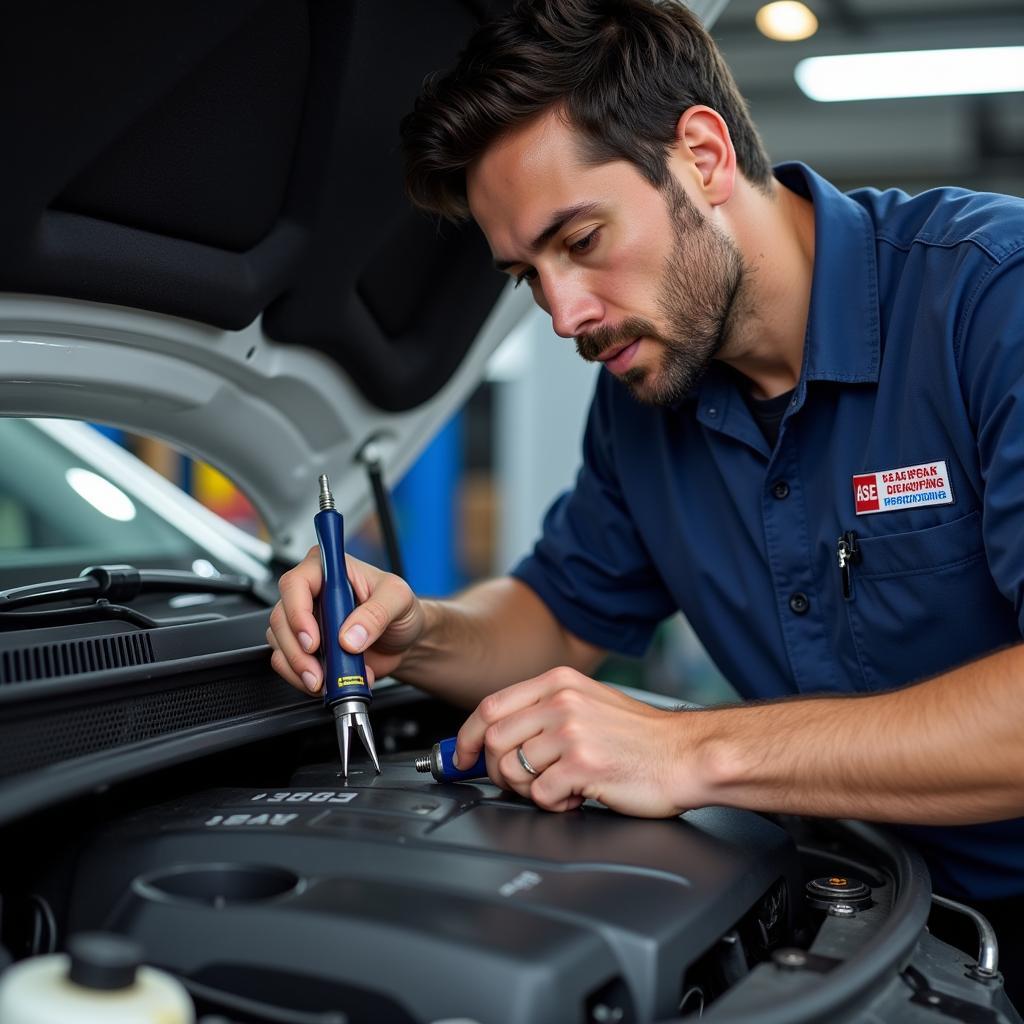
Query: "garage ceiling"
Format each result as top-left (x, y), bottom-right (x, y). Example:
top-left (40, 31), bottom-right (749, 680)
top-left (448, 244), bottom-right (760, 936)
top-left (709, 0), bottom-right (1024, 195)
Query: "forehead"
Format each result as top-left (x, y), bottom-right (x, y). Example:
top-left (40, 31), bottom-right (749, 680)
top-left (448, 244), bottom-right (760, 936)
top-left (468, 109), bottom-right (582, 201)
top-left (466, 110), bottom-right (634, 254)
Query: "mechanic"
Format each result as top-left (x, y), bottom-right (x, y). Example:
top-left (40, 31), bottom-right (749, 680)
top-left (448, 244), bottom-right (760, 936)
top-left (268, 0), bottom-right (1024, 994)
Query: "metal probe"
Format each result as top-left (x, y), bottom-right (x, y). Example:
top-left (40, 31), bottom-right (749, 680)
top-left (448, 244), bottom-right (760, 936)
top-left (415, 737), bottom-right (488, 783)
top-left (314, 474), bottom-right (381, 778)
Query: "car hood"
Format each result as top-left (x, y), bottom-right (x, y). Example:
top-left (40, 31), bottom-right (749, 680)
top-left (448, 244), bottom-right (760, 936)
top-left (0, 0), bottom-right (724, 563)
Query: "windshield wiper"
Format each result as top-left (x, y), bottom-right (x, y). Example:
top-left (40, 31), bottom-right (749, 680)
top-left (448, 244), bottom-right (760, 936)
top-left (0, 564), bottom-right (264, 629)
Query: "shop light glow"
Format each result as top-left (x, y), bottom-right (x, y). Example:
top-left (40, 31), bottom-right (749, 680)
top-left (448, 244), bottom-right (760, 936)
top-left (796, 46), bottom-right (1024, 102)
top-left (756, 2), bottom-right (818, 43)
top-left (65, 467), bottom-right (137, 522)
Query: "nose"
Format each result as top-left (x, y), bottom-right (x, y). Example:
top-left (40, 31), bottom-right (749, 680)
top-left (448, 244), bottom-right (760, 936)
top-left (537, 269), bottom-right (603, 339)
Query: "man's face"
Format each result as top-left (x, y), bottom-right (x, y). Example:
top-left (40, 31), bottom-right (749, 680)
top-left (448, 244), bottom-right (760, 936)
top-left (467, 109), bottom-right (744, 405)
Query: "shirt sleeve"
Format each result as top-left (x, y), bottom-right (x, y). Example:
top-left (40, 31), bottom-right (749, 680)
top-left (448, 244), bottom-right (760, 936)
top-left (956, 249), bottom-right (1024, 634)
top-left (511, 375), bottom-right (678, 657)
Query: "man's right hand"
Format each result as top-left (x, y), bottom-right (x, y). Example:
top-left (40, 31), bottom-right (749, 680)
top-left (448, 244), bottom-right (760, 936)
top-left (266, 546), bottom-right (426, 695)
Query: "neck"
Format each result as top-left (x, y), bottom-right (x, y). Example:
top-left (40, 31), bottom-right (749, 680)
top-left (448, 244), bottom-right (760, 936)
top-left (715, 176), bottom-right (815, 399)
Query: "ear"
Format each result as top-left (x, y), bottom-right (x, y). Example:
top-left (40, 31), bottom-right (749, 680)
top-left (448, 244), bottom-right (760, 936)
top-left (670, 105), bottom-right (736, 207)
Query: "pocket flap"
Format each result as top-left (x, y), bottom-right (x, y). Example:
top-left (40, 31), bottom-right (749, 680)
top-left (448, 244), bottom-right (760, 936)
top-left (856, 511), bottom-right (983, 579)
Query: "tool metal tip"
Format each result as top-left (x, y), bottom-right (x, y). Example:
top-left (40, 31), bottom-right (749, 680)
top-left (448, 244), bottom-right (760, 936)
top-left (414, 755), bottom-right (431, 773)
top-left (355, 713), bottom-right (382, 774)
top-left (318, 474), bottom-right (336, 511)
top-left (337, 716), bottom-right (351, 779)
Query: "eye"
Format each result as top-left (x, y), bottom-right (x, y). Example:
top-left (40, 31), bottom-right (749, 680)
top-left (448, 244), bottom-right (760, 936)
top-left (569, 228), bottom-right (600, 255)
top-left (513, 267), bottom-right (538, 289)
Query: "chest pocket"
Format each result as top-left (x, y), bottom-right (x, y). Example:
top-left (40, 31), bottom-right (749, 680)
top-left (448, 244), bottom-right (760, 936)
top-left (845, 510), bottom-right (1019, 690)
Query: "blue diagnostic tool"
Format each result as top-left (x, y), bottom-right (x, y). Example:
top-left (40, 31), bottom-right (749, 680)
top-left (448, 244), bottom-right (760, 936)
top-left (314, 474), bottom-right (380, 778)
top-left (415, 737), bottom-right (488, 783)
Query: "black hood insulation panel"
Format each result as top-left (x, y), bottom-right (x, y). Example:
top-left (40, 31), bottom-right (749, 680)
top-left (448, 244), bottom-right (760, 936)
top-left (0, 0), bottom-right (510, 412)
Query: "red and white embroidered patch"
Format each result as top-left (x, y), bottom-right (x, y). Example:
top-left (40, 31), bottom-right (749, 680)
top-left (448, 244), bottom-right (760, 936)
top-left (852, 461), bottom-right (954, 515)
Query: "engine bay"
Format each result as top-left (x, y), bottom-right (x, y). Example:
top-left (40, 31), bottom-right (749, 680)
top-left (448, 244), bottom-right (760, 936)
top-left (62, 759), bottom-right (797, 1023)
top-left (0, 623), bottom-right (1018, 1023)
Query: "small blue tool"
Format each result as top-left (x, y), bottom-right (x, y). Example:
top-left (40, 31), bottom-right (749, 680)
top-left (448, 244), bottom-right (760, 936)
top-left (415, 737), bottom-right (488, 782)
top-left (314, 474), bottom-right (381, 778)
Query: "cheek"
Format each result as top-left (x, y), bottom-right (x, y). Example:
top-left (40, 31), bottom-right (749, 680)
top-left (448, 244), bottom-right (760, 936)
top-left (600, 230), bottom-right (667, 310)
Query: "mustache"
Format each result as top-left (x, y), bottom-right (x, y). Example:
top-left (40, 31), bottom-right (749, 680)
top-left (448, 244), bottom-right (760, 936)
top-left (575, 317), bottom-right (657, 362)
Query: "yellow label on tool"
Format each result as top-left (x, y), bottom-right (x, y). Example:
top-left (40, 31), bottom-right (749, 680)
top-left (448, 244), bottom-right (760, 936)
top-left (336, 675), bottom-right (366, 687)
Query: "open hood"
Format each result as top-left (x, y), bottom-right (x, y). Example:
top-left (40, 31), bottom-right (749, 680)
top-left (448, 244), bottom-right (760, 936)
top-left (0, 0), bottom-right (723, 563)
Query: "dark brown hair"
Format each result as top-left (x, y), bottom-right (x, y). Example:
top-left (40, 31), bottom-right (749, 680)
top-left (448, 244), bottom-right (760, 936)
top-left (401, 0), bottom-right (772, 220)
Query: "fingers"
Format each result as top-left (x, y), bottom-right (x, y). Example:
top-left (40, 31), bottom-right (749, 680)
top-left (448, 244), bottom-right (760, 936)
top-left (268, 546), bottom-right (324, 695)
top-left (279, 545), bottom-right (322, 645)
top-left (337, 556), bottom-right (420, 656)
top-left (528, 763), bottom-right (586, 812)
top-left (458, 668), bottom-right (604, 794)
top-left (455, 670), bottom-right (577, 772)
top-left (268, 546), bottom-right (422, 697)
top-left (494, 740), bottom-right (589, 813)
top-left (265, 617), bottom-right (321, 695)
top-left (496, 732), bottom-right (561, 795)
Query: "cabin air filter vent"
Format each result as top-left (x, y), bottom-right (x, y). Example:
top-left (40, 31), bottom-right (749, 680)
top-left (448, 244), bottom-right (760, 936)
top-left (0, 633), bottom-right (156, 685)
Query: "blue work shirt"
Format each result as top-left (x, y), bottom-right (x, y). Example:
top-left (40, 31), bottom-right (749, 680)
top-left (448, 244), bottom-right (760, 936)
top-left (512, 162), bottom-right (1024, 901)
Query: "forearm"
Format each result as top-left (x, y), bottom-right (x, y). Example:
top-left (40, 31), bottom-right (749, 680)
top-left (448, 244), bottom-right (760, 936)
top-left (397, 577), bottom-right (606, 708)
top-left (691, 644), bottom-right (1024, 825)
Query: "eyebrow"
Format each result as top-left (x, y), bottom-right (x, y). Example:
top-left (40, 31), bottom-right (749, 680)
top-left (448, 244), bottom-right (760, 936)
top-left (492, 201), bottom-right (601, 272)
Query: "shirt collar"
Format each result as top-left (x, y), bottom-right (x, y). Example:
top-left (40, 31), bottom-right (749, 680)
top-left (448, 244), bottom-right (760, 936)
top-left (774, 161), bottom-right (880, 385)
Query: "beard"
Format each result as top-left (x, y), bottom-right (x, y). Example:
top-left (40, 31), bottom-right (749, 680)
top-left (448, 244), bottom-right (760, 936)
top-left (575, 176), bottom-right (745, 407)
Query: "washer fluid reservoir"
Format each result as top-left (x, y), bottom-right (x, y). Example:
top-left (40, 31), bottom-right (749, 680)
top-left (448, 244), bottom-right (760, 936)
top-left (0, 932), bottom-right (193, 1024)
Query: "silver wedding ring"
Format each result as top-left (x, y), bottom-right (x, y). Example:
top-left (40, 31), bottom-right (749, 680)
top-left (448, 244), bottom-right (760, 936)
top-left (517, 745), bottom-right (539, 777)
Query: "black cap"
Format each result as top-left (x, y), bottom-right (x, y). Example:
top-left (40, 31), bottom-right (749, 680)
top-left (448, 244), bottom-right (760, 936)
top-left (67, 932), bottom-right (142, 990)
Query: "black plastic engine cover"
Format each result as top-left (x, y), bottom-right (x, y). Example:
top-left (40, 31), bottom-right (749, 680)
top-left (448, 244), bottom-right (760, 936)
top-left (67, 759), bottom-right (800, 1023)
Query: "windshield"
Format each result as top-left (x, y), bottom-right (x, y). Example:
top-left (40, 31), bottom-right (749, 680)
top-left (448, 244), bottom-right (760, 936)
top-left (0, 419), bottom-right (247, 590)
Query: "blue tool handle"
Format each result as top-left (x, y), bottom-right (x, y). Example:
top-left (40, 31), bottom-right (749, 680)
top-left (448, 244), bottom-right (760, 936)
top-left (435, 736), bottom-right (488, 782)
top-left (314, 508), bottom-right (372, 707)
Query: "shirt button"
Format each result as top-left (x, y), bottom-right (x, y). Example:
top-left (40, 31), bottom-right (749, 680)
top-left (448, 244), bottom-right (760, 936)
top-left (772, 480), bottom-right (790, 500)
top-left (707, 407), bottom-right (718, 418)
top-left (789, 592), bottom-right (810, 615)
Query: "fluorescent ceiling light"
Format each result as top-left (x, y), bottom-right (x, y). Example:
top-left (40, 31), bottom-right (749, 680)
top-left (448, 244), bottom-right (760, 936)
top-left (796, 47), bottom-right (1024, 102)
top-left (756, 2), bottom-right (818, 43)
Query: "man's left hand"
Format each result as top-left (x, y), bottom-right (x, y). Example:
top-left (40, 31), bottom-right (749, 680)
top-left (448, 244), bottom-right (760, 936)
top-left (454, 668), bottom-right (702, 816)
